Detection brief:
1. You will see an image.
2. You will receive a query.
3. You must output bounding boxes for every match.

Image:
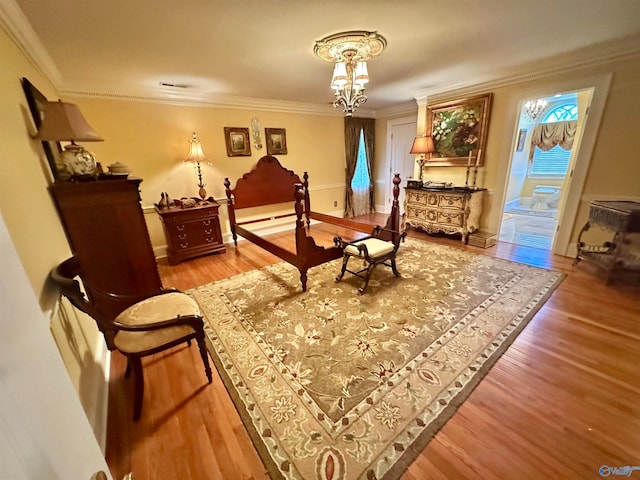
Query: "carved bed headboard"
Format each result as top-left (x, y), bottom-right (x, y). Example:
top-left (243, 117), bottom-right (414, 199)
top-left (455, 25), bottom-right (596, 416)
top-left (224, 155), bottom-right (305, 210)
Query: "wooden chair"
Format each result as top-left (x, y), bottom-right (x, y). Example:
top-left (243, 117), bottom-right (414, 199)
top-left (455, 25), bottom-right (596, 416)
top-left (334, 226), bottom-right (406, 295)
top-left (51, 256), bottom-right (212, 421)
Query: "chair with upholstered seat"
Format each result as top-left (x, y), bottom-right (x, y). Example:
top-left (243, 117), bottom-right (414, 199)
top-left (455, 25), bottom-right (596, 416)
top-left (334, 174), bottom-right (406, 294)
top-left (334, 226), bottom-right (406, 294)
top-left (51, 256), bottom-right (212, 420)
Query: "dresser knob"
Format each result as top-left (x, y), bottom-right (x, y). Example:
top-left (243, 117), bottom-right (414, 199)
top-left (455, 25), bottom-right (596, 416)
top-left (205, 237), bottom-right (214, 243)
top-left (204, 228), bottom-right (212, 234)
top-left (178, 234), bottom-right (187, 240)
top-left (180, 242), bottom-right (189, 249)
top-left (203, 220), bottom-right (211, 226)
top-left (176, 225), bottom-right (185, 231)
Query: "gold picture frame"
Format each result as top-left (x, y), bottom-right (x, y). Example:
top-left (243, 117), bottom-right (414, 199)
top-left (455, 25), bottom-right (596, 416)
top-left (265, 128), bottom-right (287, 155)
top-left (224, 127), bottom-right (251, 156)
top-left (22, 77), bottom-right (64, 181)
top-left (516, 128), bottom-right (527, 152)
top-left (426, 93), bottom-right (492, 166)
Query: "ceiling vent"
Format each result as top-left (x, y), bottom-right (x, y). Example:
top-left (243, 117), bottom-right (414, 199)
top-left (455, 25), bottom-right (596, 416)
top-left (159, 82), bottom-right (189, 89)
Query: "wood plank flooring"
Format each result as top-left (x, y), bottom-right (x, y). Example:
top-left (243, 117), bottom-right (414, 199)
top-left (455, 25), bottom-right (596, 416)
top-left (106, 215), bottom-right (640, 480)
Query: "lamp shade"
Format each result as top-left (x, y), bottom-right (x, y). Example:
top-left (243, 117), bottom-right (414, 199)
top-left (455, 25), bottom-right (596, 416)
top-left (185, 132), bottom-right (208, 163)
top-left (410, 135), bottom-right (435, 155)
top-left (354, 61), bottom-right (369, 86)
top-left (331, 62), bottom-right (348, 89)
top-left (34, 100), bottom-right (103, 142)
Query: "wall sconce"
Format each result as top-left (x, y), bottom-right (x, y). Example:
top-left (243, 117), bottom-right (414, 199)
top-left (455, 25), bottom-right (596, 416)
top-left (34, 100), bottom-right (103, 178)
top-left (410, 135), bottom-right (435, 182)
top-left (184, 132), bottom-right (210, 200)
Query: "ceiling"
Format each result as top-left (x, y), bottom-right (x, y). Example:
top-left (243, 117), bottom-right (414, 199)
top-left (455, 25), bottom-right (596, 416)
top-left (9, 0), bottom-right (640, 114)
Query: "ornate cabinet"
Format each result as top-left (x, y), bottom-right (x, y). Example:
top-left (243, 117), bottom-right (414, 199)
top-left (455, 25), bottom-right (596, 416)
top-left (404, 187), bottom-right (485, 243)
top-left (49, 177), bottom-right (163, 323)
top-left (156, 200), bottom-right (226, 265)
top-left (574, 200), bottom-right (640, 284)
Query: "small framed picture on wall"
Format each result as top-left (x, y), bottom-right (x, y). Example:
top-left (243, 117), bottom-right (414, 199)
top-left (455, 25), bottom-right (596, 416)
top-left (265, 128), bottom-right (287, 155)
top-left (516, 128), bottom-right (527, 152)
top-left (224, 127), bottom-right (251, 156)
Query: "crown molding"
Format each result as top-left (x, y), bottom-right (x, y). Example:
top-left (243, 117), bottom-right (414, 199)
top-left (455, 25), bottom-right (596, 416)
top-left (415, 37), bottom-right (640, 105)
top-left (59, 85), bottom-right (360, 116)
top-left (374, 101), bottom-right (418, 118)
top-left (0, 0), bottom-right (62, 85)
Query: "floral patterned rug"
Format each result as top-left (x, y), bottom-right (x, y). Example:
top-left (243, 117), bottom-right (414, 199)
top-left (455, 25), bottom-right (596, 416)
top-left (189, 238), bottom-right (564, 480)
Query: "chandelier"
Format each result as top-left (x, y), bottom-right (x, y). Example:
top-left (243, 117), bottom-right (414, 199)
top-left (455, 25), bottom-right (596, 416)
top-left (314, 31), bottom-right (387, 116)
top-left (524, 98), bottom-right (548, 121)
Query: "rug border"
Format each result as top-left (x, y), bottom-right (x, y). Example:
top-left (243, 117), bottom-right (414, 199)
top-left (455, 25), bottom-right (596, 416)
top-left (379, 271), bottom-right (566, 480)
top-left (202, 332), bottom-right (287, 480)
top-left (194, 241), bottom-right (567, 480)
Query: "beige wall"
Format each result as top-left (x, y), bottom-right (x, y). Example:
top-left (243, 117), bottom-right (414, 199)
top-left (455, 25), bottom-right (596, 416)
top-left (68, 97), bottom-right (347, 251)
top-left (0, 27), bottom-right (109, 450)
top-left (407, 55), bottom-right (640, 247)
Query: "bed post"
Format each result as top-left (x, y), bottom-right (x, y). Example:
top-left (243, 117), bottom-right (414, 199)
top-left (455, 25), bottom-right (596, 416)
top-left (303, 171), bottom-right (311, 228)
top-left (294, 184), bottom-right (308, 291)
top-left (382, 173), bottom-right (402, 244)
top-left (224, 178), bottom-right (238, 246)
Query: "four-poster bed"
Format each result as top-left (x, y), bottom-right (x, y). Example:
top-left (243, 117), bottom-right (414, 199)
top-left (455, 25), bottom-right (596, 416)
top-left (224, 155), bottom-right (402, 291)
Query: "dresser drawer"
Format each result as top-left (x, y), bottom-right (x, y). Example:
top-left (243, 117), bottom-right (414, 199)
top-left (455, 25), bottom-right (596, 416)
top-left (437, 211), bottom-right (464, 226)
top-left (437, 194), bottom-right (464, 210)
top-left (406, 190), bottom-right (427, 206)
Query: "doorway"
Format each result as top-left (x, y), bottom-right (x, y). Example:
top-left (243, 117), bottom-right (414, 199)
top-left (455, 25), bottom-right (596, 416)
top-left (387, 117), bottom-right (417, 213)
top-left (499, 88), bottom-right (593, 251)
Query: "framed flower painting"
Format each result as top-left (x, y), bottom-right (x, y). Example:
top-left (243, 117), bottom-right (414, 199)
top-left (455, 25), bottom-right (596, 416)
top-left (426, 93), bottom-right (492, 166)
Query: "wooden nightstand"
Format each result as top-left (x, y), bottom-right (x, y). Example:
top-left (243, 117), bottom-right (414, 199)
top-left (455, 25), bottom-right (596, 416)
top-left (156, 199), bottom-right (226, 265)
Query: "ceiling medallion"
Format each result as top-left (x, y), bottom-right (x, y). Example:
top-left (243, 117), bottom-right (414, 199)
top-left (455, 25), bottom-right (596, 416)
top-left (314, 31), bottom-right (387, 116)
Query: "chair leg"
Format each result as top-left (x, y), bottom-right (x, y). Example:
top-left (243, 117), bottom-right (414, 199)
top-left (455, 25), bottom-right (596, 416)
top-left (195, 333), bottom-right (213, 383)
top-left (336, 255), bottom-right (350, 282)
top-left (391, 258), bottom-right (400, 277)
top-left (358, 264), bottom-right (378, 295)
top-left (124, 358), bottom-right (132, 378)
top-left (128, 355), bottom-right (144, 421)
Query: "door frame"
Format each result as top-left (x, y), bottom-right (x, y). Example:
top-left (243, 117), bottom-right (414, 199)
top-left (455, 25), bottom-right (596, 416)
top-left (385, 116), bottom-right (417, 214)
top-left (493, 72), bottom-right (612, 256)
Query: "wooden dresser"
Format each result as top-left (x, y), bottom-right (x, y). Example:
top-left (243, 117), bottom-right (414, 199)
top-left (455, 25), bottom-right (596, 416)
top-left (156, 199), bottom-right (226, 265)
top-left (49, 177), bottom-right (163, 329)
top-left (404, 186), bottom-right (485, 243)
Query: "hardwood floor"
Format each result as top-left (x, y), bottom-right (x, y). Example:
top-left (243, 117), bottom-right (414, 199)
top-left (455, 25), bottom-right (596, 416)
top-left (106, 216), bottom-right (640, 480)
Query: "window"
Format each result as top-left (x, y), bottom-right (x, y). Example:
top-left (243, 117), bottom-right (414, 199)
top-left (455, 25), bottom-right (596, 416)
top-left (530, 103), bottom-right (578, 178)
top-left (351, 130), bottom-right (370, 189)
top-left (350, 129), bottom-right (371, 216)
top-left (543, 104), bottom-right (578, 122)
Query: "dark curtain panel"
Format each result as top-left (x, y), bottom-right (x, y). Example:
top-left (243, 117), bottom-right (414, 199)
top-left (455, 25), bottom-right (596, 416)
top-left (344, 117), bottom-right (375, 218)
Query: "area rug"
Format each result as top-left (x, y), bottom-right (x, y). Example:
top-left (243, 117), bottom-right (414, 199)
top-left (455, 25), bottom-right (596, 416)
top-left (189, 238), bottom-right (564, 480)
